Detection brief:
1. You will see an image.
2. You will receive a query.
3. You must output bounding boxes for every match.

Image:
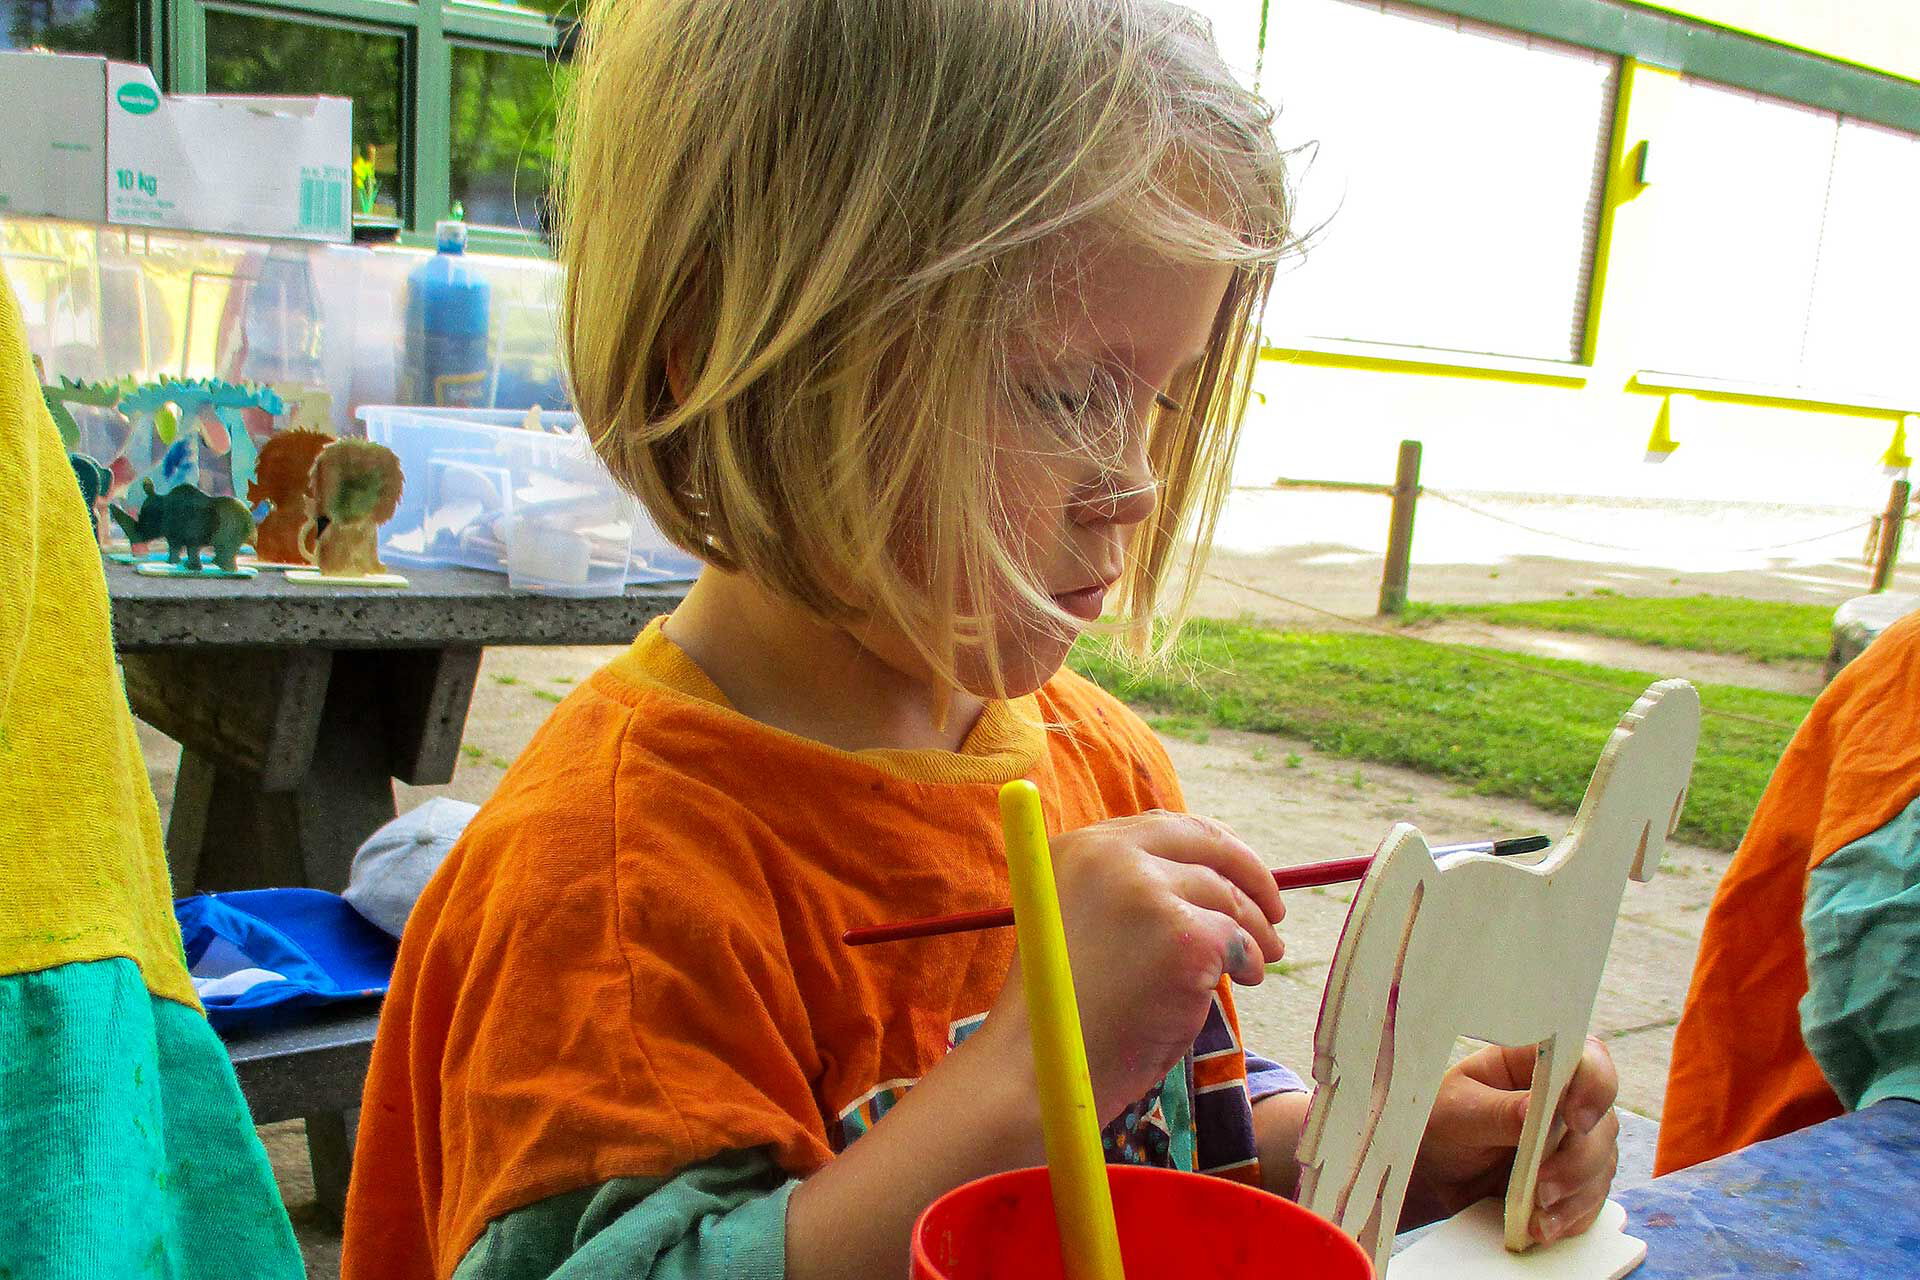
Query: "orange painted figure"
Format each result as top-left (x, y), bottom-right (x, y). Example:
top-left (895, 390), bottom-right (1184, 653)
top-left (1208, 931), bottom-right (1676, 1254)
top-left (247, 428), bottom-right (332, 564)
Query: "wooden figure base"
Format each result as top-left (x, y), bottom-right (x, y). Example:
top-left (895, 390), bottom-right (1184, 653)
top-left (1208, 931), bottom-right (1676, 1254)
top-left (135, 561), bottom-right (258, 580)
top-left (1390, 1199), bottom-right (1645, 1280)
top-left (285, 570), bottom-right (409, 589)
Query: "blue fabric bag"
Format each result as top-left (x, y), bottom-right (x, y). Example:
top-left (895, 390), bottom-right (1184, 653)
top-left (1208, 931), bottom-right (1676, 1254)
top-left (174, 888), bottom-right (397, 1030)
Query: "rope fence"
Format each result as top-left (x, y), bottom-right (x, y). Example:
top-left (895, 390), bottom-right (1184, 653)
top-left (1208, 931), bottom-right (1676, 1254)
top-left (1255, 439), bottom-right (1913, 608)
top-left (1421, 489), bottom-right (1907, 557)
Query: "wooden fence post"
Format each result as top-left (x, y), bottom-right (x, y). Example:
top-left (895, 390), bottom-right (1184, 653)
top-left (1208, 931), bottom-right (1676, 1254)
top-left (1870, 478), bottom-right (1910, 592)
top-left (1377, 440), bottom-right (1423, 616)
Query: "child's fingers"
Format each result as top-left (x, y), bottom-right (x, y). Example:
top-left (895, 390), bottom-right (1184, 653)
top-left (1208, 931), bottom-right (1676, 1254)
top-left (1164, 861), bottom-right (1285, 970)
top-left (1532, 1106), bottom-right (1619, 1243)
top-left (1531, 1185), bottom-right (1610, 1246)
top-left (1126, 810), bottom-right (1286, 925)
top-left (1173, 901), bottom-right (1268, 988)
top-left (1553, 1038), bottom-right (1620, 1136)
top-left (1530, 1151), bottom-right (1614, 1244)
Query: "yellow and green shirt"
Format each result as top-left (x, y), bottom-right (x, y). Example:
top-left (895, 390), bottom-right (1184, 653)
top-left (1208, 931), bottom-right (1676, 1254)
top-left (0, 275), bottom-right (301, 1279)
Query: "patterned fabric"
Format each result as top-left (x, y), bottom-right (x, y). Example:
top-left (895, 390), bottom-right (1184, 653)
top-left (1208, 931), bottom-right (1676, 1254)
top-left (345, 619), bottom-right (1287, 1278)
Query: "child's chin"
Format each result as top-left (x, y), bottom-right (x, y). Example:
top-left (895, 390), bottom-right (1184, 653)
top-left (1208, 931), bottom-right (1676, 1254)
top-left (960, 632), bottom-right (1073, 699)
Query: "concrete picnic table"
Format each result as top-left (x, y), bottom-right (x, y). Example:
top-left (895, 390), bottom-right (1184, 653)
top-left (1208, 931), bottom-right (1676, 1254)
top-left (107, 560), bottom-right (687, 894)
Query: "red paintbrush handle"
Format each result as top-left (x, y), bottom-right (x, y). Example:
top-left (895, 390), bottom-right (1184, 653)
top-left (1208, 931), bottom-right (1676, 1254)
top-left (841, 837), bottom-right (1542, 947)
top-left (843, 906), bottom-right (1016, 946)
top-left (845, 852), bottom-right (1377, 947)
top-left (1270, 853), bottom-right (1373, 891)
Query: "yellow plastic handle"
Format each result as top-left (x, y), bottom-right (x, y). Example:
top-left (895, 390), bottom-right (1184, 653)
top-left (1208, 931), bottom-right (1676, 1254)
top-left (1000, 780), bottom-right (1125, 1280)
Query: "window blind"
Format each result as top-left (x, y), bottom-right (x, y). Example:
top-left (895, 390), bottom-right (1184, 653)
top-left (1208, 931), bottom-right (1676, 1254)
top-left (1640, 74), bottom-right (1920, 403)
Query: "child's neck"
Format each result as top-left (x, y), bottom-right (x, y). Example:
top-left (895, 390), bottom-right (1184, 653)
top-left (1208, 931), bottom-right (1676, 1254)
top-left (663, 569), bottom-right (987, 754)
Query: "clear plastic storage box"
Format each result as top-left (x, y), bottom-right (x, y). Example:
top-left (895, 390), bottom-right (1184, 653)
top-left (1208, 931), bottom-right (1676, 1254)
top-left (358, 405), bottom-right (699, 595)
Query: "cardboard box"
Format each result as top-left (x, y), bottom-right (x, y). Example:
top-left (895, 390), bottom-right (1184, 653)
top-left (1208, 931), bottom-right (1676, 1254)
top-left (0, 51), bottom-right (109, 223)
top-left (107, 64), bottom-right (352, 243)
top-left (0, 52), bottom-right (351, 243)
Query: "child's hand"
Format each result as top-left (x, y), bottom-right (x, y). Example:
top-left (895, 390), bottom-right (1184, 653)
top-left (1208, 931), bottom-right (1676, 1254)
top-left (993, 810), bottom-right (1285, 1120)
top-left (1401, 1039), bottom-right (1621, 1244)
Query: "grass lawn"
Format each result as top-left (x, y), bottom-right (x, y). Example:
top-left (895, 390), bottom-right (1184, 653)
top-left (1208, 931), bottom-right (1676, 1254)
top-left (1071, 619), bottom-right (1815, 852)
top-left (1400, 593), bottom-right (1833, 664)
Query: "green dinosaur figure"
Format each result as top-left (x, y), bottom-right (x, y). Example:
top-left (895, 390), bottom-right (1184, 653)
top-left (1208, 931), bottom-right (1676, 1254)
top-left (109, 480), bottom-right (253, 573)
top-left (40, 377), bottom-right (131, 452)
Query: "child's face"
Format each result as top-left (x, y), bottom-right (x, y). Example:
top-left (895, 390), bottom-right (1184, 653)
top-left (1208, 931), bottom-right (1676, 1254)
top-left (858, 240), bottom-right (1233, 699)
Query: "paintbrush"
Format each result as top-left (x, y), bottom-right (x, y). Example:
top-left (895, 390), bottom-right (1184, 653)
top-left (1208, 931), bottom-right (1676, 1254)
top-left (842, 834), bottom-right (1551, 946)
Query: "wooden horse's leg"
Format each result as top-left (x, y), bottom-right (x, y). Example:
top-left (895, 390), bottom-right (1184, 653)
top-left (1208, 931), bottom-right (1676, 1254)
top-left (1502, 1031), bottom-right (1584, 1252)
top-left (1343, 1027), bottom-right (1459, 1268)
top-left (1300, 860), bottom-right (1428, 1222)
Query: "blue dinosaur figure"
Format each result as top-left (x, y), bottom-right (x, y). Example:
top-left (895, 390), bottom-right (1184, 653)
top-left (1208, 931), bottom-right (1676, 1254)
top-left (109, 480), bottom-right (254, 573)
top-left (118, 377), bottom-right (287, 499)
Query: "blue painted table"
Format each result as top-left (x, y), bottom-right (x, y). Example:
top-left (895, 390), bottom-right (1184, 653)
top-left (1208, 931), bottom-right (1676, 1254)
top-left (1617, 1099), bottom-right (1920, 1277)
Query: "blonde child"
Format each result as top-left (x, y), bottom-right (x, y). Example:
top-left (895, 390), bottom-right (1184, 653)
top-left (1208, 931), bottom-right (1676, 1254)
top-left (343, 3), bottom-right (1622, 1276)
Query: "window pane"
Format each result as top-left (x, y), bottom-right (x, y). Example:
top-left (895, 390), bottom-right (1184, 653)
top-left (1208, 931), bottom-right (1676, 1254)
top-left (204, 9), bottom-right (403, 222)
top-left (1266, 0), bottom-right (1617, 361)
top-left (1637, 77), bottom-right (1835, 385)
top-left (3, 0), bottom-right (138, 60)
top-left (449, 43), bottom-right (566, 232)
top-left (1639, 75), bottom-right (1920, 402)
top-left (1797, 118), bottom-right (1920, 401)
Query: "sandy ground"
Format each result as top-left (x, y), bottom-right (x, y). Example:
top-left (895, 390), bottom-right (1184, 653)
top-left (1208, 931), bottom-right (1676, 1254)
top-left (131, 489), bottom-right (1909, 1274)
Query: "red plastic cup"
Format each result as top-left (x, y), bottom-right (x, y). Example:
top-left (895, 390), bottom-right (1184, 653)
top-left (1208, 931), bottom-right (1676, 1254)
top-left (910, 1164), bottom-right (1373, 1279)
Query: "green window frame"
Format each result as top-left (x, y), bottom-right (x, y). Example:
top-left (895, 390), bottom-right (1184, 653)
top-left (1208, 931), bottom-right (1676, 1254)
top-left (1375, 1), bottom-right (1920, 137)
top-left (158, 0), bottom-right (561, 252)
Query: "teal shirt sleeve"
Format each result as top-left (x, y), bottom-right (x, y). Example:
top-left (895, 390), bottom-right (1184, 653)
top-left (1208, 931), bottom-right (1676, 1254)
top-left (1800, 794), bottom-right (1920, 1112)
top-left (451, 1148), bottom-right (797, 1280)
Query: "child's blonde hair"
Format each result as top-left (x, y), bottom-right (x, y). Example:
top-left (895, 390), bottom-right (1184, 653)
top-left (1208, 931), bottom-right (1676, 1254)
top-left (558, 0), bottom-right (1290, 693)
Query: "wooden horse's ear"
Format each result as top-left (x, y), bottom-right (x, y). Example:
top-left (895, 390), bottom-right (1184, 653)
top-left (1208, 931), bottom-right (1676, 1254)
top-left (1668, 786), bottom-right (1688, 838)
top-left (1629, 820), bottom-right (1655, 880)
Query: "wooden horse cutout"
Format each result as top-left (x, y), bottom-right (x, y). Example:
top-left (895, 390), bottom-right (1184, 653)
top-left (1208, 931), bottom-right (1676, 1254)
top-left (1296, 679), bottom-right (1700, 1277)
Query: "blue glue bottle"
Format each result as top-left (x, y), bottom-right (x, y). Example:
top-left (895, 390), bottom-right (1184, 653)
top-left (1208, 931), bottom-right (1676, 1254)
top-left (402, 205), bottom-right (491, 407)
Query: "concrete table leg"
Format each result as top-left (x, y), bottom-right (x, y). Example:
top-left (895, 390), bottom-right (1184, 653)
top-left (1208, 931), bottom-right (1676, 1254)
top-left (129, 647), bottom-right (482, 892)
top-left (304, 1108), bottom-right (359, 1228)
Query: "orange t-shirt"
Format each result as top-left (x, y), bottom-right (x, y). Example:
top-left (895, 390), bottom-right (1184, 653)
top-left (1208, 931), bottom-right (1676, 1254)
top-left (1657, 611), bottom-right (1920, 1173)
top-left (343, 620), bottom-right (1264, 1277)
